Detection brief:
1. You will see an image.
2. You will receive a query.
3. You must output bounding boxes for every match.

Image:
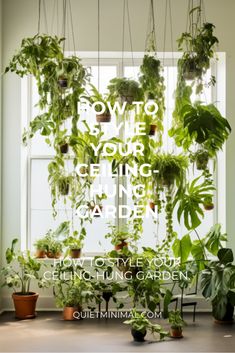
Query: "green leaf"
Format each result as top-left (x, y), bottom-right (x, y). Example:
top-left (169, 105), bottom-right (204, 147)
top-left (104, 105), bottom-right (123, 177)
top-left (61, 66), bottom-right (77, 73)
top-left (218, 248), bottom-right (234, 265)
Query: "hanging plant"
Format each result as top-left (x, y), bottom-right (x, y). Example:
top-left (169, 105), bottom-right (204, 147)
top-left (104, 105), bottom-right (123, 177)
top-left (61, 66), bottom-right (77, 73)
top-left (83, 84), bottom-right (111, 123)
top-left (108, 77), bottom-right (143, 106)
top-left (177, 10), bottom-right (219, 93)
top-left (151, 154), bottom-right (188, 241)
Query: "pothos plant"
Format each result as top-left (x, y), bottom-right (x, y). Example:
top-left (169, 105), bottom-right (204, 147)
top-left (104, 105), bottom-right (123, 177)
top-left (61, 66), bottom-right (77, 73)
top-left (151, 154), bottom-right (188, 243)
top-left (6, 34), bottom-right (88, 146)
top-left (176, 4), bottom-right (218, 92)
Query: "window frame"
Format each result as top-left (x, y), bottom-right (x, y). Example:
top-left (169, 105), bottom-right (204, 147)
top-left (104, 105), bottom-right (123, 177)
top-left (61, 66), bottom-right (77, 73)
top-left (20, 52), bottom-right (226, 253)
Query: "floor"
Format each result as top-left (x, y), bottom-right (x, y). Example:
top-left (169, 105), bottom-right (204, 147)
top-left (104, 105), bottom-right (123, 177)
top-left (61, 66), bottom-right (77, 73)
top-left (0, 312), bottom-right (235, 352)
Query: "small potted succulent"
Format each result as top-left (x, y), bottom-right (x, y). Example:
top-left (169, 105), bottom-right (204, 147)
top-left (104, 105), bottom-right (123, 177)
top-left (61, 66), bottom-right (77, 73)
top-left (124, 309), bottom-right (169, 342)
top-left (168, 310), bottom-right (186, 338)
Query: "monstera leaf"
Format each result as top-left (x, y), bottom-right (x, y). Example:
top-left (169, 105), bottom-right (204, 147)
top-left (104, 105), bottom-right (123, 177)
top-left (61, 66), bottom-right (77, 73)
top-left (181, 102), bottom-right (231, 153)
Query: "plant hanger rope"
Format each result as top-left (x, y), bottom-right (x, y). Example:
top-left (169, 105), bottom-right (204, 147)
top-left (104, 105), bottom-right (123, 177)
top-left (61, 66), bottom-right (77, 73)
top-left (163, 0), bottom-right (174, 66)
top-left (121, 0), bottom-right (135, 75)
top-left (37, 0), bottom-right (48, 34)
top-left (144, 0), bottom-right (157, 54)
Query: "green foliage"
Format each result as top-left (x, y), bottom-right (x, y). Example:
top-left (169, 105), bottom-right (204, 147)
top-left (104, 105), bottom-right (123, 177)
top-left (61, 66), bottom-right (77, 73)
top-left (63, 227), bottom-right (86, 251)
top-left (35, 222), bottom-right (69, 257)
top-left (171, 101), bottom-right (231, 154)
top-left (152, 153), bottom-right (188, 188)
top-left (108, 77), bottom-right (143, 105)
top-left (201, 247), bottom-right (235, 320)
top-left (124, 309), bottom-right (169, 340)
top-left (177, 22), bottom-right (218, 92)
top-left (172, 234), bottom-right (192, 264)
top-left (105, 223), bottom-right (133, 246)
top-left (168, 310), bottom-right (186, 329)
top-left (176, 176), bottom-right (215, 230)
top-left (139, 54), bottom-right (165, 102)
top-left (1, 239), bottom-right (46, 294)
top-left (53, 267), bottom-right (96, 308)
top-left (83, 84), bottom-right (111, 114)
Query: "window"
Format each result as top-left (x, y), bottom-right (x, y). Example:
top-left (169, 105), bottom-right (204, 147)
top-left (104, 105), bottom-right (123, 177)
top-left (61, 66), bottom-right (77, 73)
top-left (21, 52), bottom-right (226, 254)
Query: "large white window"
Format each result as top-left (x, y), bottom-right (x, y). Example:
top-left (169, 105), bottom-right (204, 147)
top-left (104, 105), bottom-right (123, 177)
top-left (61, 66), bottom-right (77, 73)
top-left (21, 52), bottom-right (226, 255)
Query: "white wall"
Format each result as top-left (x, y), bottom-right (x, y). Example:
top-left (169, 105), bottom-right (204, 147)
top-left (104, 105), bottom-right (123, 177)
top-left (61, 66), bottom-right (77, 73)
top-left (1, 0), bottom-right (235, 310)
top-left (0, 0), bottom-right (2, 312)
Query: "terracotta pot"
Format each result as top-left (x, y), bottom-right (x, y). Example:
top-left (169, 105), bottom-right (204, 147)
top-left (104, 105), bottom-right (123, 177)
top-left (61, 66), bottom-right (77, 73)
top-left (70, 249), bottom-right (81, 258)
top-left (170, 328), bottom-right (183, 338)
top-left (35, 249), bottom-right (46, 258)
top-left (131, 328), bottom-right (146, 342)
top-left (96, 113), bottom-right (111, 123)
top-left (60, 143), bottom-right (69, 154)
top-left (12, 292), bottom-right (39, 320)
top-left (148, 124), bottom-right (157, 136)
top-left (149, 202), bottom-right (156, 211)
top-left (46, 251), bottom-right (62, 259)
top-left (63, 307), bottom-right (78, 321)
top-left (58, 77), bottom-right (68, 88)
top-left (115, 241), bottom-right (128, 251)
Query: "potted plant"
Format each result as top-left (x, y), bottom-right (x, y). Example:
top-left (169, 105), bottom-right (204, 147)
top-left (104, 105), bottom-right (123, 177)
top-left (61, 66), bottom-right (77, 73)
top-left (151, 154), bottom-right (188, 240)
top-left (201, 247), bottom-right (235, 323)
top-left (176, 176), bottom-right (215, 230)
top-left (191, 150), bottom-right (210, 171)
top-left (203, 196), bottom-right (214, 211)
top-left (54, 274), bottom-right (94, 321)
top-left (1, 239), bottom-right (46, 319)
top-left (84, 84), bottom-right (111, 122)
top-left (34, 238), bottom-right (47, 258)
top-left (168, 310), bottom-right (186, 338)
top-left (43, 231), bottom-right (63, 259)
top-left (105, 224), bottom-right (131, 251)
top-left (124, 309), bottom-right (168, 342)
top-left (63, 228), bottom-right (86, 258)
top-left (177, 16), bottom-right (218, 92)
top-left (108, 77), bottom-right (143, 106)
top-left (35, 222), bottom-right (69, 258)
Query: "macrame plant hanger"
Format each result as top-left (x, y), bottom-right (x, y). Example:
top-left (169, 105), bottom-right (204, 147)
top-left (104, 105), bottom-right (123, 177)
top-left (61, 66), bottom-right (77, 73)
top-left (121, 0), bottom-right (135, 77)
top-left (187, 0), bottom-right (208, 102)
top-left (144, 0), bottom-right (157, 55)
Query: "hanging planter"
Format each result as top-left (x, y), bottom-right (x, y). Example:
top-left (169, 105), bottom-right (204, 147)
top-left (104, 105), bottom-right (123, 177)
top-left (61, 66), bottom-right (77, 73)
top-left (148, 124), bottom-right (157, 136)
top-left (108, 78), bottom-right (143, 107)
top-left (58, 177), bottom-right (70, 196)
top-left (203, 197), bottom-right (214, 211)
top-left (58, 76), bottom-right (68, 88)
top-left (96, 112), bottom-right (111, 123)
top-left (60, 142), bottom-right (69, 154)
